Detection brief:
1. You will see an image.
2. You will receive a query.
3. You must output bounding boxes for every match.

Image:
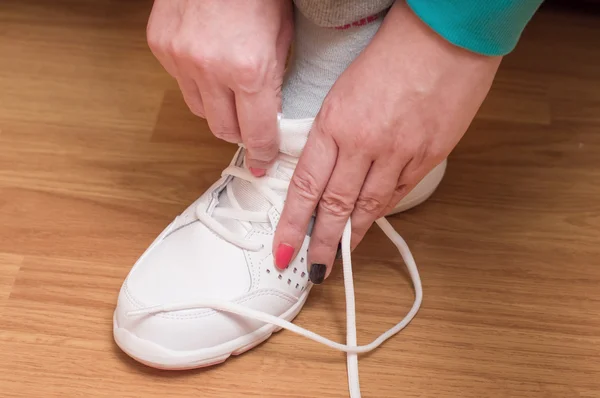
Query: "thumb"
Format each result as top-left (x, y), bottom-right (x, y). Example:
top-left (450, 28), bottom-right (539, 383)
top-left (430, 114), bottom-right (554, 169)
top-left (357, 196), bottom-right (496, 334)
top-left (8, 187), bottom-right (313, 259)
top-left (236, 87), bottom-right (280, 175)
top-left (237, 30), bottom-right (291, 175)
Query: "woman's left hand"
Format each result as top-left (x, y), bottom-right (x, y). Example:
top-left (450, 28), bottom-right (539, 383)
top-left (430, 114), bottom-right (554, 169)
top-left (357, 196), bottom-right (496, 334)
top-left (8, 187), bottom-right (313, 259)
top-left (273, 1), bottom-right (501, 282)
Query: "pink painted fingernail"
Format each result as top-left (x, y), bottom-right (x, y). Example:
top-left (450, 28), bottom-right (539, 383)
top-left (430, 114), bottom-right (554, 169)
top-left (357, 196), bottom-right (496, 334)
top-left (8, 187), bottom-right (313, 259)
top-left (250, 167), bottom-right (266, 177)
top-left (275, 244), bottom-right (294, 269)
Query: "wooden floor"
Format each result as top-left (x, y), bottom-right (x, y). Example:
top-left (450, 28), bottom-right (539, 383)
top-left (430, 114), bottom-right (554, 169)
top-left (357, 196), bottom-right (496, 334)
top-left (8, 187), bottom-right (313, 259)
top-left (1, 1), bottom-right (599, 397)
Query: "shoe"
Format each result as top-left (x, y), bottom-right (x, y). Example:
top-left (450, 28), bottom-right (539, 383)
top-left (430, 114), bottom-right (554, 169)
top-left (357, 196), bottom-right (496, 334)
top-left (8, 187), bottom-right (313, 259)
top-left (113, 117), bottom-right (441, 397)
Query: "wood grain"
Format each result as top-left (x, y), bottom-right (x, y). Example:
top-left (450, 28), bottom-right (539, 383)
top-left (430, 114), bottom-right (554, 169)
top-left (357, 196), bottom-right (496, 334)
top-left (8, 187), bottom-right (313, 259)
top-left (1, 1), bottom-right (599, 397)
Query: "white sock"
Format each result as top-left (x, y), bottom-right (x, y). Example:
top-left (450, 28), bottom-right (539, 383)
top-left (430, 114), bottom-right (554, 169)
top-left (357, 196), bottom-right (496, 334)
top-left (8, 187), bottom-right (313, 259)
top-left (281, 10), bottom-right (384, 119)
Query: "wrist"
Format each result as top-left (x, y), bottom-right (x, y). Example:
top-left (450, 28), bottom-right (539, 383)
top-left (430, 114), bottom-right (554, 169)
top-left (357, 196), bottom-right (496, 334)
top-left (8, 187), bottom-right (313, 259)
top-left (359, 1), bottom-right (501, 121)
top-left (378, 1), bottom-right (501, 67)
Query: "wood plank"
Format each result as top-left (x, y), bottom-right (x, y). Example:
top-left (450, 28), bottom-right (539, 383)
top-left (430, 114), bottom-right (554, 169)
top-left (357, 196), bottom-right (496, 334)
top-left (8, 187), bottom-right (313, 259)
top-left (1, 1), bottom-right (599, 397)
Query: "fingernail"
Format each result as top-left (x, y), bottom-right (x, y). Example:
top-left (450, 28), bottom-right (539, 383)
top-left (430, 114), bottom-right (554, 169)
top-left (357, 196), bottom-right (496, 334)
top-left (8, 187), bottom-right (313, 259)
top-left (309, 263), bottom-right (326, 284)
top-left (335, 243), bottom-right (342, 260)
top-left (275, 243), bottom-right (294, 269)
top-left (250, 167), bottom-right (266, 177)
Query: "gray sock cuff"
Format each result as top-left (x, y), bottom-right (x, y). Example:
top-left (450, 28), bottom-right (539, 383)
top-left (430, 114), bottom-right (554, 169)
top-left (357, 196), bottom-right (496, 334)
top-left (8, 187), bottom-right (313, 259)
top-left (293, 0), bottom-right (392, 28)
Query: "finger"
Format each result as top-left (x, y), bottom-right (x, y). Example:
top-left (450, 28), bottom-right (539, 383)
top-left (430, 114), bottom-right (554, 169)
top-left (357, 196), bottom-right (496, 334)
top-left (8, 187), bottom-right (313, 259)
top-left (176, 75), bottom-right (205, 118)
top-left (153, 50), bottom-right (180, 81)
top-left (147, 2), bottom-right (182, 79)
top-left (272, 127), bottom-right (337, 270)
top-left (307, 151), bottom-right (372, 284)
top-left (380, 182), bottom-right (412, 218)
top-left (350, 157), bottom-right (404, 250)
top-left (236, 86), bottom-right (281, 172)
top-left (379, 158), bottom-right (424, 217)
top-left (149, 42), bottom-right (200, 118)
top-left (199, 81), bottom-right (242, 144)
top-left (170, 55), bottom-right (205, 118)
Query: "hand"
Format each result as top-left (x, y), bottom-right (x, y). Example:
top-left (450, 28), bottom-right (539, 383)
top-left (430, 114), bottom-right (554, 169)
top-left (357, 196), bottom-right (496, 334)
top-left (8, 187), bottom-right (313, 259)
top-left (273, 1), bottom-right (501, 282)
top-left (147, 0), bottom-right (293, 174)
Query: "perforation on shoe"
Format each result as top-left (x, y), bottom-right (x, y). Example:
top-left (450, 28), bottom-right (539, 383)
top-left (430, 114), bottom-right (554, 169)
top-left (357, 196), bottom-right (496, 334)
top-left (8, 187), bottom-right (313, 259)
top-left (265, 265), bottom-right (308, 292)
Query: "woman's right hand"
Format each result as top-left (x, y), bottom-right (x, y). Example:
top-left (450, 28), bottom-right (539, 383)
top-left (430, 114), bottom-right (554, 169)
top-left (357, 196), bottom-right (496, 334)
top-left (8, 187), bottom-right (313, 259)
top-left (147, 0), bottom-right (294, 174)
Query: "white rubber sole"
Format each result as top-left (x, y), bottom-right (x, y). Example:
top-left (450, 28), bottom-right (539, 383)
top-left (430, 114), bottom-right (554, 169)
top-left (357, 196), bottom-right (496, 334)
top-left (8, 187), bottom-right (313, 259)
top-left (113, 286), bottom-right (312, 370)
top-left (387, 159), bottom-right (447, 215)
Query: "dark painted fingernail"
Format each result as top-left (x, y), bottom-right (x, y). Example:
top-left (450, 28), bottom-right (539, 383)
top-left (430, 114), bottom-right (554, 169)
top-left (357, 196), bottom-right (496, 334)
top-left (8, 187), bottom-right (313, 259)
top-left (309, 263), bottom-right (326, 284)
top-left (335, 243), bottom-right (342, 260)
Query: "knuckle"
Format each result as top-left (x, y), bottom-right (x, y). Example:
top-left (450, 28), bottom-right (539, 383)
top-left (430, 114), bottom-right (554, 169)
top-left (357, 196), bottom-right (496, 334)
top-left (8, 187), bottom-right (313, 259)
top-left (167, 37), bottom-right (187, 59)
top-left (395, 139), bottom-right (419, 160)
top-left (394, 182), bottom-right (409, 197)
top-left (291, 171), bottom-right (321, 203)
top-left (354, 194), bottom-right (386, 215)
top-left (210, 123), bottom-right (240, 143)
top-left (232, 54), bottom-right (271, 92)
top-left (279, 217), bottom-right (308, 241)
top-left (190, 50), bottom-right (213, 71)
top-left (245, 135), bottom-right (277, 158)
top-left (423, 143), bottom-right (445, 164)
top-left (236, 56), bottom-right (261, 77)
top-left (310, 232), bottom-right (338, 250)
top-left (316, 99), bottom-right (342, 137)
top-left (146, 20), bottom-right (162, 51)
top-left (318, 99), bottom-right (382, 154)
top-left (319, 190), bottom-right (354, 218)
top-left (168, 38), bottom-right (213, 70)
top-left (146, 31), bottom-right (161, 52)
top-left (349, 129), bottom-right (376, 152)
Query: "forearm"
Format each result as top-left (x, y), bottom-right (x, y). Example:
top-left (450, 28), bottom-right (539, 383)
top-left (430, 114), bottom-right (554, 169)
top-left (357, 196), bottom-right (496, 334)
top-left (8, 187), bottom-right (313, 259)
top-left (405, 0), bottom-right (544, 56)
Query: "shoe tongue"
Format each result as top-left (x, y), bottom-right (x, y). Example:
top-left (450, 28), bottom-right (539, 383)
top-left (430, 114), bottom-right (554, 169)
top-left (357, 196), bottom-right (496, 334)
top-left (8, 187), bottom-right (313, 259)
top-left (278, 117), bottom-right (314, 157)
top-left (215, 117), bottom-right (314, 235)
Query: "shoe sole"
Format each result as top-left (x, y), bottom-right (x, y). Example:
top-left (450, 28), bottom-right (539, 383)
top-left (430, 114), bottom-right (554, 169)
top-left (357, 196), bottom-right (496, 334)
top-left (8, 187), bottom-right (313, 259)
top-left (386, 159), bottom-right (447, 215)
top-left (113, 286), bottom-right (312, 370)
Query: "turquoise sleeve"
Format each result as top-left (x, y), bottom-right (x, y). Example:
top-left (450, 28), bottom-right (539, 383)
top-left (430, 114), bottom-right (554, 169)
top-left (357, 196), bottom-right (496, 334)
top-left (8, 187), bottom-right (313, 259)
top-left (406, 0), bottom-right (544, 56)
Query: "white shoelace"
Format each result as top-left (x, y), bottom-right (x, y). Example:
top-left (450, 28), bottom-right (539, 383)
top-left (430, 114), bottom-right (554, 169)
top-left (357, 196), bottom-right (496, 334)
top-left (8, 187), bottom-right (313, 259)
top-left (128, 161), bottom-right (423, 398)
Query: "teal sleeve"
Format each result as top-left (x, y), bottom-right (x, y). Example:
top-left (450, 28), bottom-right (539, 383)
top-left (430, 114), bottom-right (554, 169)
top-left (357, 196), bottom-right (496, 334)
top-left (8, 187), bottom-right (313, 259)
top-left (406, 0), bottom-right (544, 56)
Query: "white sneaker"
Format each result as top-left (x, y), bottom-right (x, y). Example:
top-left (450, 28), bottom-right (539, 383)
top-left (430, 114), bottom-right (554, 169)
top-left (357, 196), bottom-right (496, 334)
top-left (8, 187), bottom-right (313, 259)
top-left (113, 117), bottom-right (442, 397)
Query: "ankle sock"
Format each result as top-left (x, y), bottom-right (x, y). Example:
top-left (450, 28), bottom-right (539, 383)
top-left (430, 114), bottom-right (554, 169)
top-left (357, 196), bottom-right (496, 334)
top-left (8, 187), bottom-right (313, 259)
top-left (281, 9), bottom-right (384, 119)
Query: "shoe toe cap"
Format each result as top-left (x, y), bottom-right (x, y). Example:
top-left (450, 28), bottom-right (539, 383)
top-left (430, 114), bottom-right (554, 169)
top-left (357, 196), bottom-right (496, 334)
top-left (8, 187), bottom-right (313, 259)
top-left (113, 221), bottom-right (297, 358)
